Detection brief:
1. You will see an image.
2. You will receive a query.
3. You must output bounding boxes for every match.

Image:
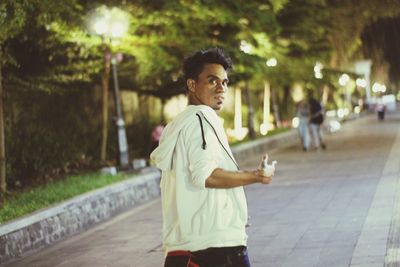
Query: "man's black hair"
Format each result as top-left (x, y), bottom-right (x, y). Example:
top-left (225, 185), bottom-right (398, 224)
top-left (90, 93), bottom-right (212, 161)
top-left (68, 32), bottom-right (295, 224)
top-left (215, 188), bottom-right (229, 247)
top-left (183, 48), bottom-right (233, 87)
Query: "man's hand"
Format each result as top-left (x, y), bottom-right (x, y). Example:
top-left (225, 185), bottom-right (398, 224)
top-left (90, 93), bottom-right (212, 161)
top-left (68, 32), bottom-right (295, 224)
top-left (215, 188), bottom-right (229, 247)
top-left (252, 169), bottom-right (273, 184)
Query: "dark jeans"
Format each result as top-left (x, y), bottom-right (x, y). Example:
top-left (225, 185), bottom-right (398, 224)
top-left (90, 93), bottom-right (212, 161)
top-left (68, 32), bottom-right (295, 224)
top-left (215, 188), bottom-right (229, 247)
top-left (164, 246), bottom-right (251, 267)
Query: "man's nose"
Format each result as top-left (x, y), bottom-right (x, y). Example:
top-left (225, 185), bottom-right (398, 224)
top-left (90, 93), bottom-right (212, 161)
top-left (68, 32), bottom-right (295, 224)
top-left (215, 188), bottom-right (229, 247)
top-left (215, 82), bottom-right (226, 93)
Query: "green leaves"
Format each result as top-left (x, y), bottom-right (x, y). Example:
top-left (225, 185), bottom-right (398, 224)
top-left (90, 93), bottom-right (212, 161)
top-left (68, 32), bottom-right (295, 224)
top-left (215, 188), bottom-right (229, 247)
top-left (0, 1), bottom-right (28, 43)
top-left (2, 0), bottom-right (400, 95)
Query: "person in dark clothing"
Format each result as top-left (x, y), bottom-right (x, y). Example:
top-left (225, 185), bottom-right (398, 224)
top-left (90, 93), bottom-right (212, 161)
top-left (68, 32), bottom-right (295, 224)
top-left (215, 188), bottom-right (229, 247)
top-left (375, 96), bottom-right (386, 121)
top-left (308, 91), bottom-right (326, 150)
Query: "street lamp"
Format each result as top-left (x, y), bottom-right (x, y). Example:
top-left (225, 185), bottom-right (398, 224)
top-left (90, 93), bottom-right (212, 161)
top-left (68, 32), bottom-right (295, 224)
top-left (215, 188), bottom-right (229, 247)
top-left (90, 6), bottom-right (130, 168)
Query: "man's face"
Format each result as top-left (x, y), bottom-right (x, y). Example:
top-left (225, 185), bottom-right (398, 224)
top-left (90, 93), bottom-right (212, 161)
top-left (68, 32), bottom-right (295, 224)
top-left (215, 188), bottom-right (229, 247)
top-left (187, 63), bottom-right (229, 111)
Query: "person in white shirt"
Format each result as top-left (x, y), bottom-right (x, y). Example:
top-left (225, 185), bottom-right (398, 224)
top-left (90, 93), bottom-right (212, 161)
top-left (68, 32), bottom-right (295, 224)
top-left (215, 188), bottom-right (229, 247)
top-left (151, 48), bottom-right (273, 267)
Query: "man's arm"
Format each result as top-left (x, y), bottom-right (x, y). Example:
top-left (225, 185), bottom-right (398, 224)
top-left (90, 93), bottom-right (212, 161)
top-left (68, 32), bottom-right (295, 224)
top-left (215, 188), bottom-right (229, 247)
top-left (205, 168), bottom-right (272, 189)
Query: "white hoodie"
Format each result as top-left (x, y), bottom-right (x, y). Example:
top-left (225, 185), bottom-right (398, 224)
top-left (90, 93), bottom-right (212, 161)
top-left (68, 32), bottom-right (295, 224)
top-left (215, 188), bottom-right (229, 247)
top-left (151, 105), bottom-right (248, 253)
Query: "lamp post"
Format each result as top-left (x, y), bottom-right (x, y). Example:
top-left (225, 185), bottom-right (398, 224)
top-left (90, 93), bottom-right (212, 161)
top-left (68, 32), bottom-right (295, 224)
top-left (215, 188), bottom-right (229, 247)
top-left (90, 7), bottom-right (130, 168)
top-left (111, 54), bottom-right (129, 167)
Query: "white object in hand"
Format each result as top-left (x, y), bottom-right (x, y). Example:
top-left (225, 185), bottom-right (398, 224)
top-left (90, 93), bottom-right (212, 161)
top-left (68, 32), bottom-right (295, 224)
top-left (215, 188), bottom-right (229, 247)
top-left (262, 159), bottom-right (277, 177)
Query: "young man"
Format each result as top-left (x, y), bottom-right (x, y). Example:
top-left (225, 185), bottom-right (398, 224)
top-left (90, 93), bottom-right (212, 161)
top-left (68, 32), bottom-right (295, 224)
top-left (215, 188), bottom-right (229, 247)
top-left (151, 48), bottom-right (273, 267)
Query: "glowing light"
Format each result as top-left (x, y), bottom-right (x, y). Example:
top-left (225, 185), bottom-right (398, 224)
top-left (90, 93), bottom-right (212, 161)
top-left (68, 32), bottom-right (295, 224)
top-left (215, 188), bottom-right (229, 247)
top-left (266, 57), bottom-right (277, 67)
top-left (314, 62), bottom-right (323, 73)
top-left (337, 108), bottom-right (345, 118)
top-left (260, 123), bottom-right (269, 135)
top-left (314, 72), bottom-right (323, 79)
top-left (372, 82), bottom-right (387, 93)
top-left (326, 110), bottom-right (336, 117)
top-left (110, 21), bottom-right (128, 38)
top-left (339, 74), bottom-right (350, 86)
top-left (354, 106), bottom-right (361, 114)
top-left (94, 18), bottom-right (108, 35)
top-left (372, 83), bottom-right (380, 92)
top-left (89, 6), bottom-right (130, 39)
top-left (227, 127), bottom-right (248, 140)
top-left (328, 120), bottom-right (341, 132)
top-left (314, 62), bottom-right (323, 79)
top-left (240, 40), bottom-right (252, 54)
top-left (356, 78), bottom-right (367, 88)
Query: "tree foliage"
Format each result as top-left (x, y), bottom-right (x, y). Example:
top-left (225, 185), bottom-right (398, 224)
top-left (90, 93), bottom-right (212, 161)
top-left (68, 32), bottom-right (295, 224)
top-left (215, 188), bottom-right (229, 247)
top-left (3, 0), bottom-right (400, 191)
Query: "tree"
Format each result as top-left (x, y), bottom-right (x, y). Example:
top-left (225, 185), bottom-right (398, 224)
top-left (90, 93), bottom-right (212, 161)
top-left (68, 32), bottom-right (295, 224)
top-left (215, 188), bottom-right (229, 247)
top-left (0, 0), bottom-right (31, 194)
top-left (0, 0), bottom-right (81, 193)
top-left (275, 0), bottom-right (400, 109)
top-left (361, 16), bottom-right (400, 86)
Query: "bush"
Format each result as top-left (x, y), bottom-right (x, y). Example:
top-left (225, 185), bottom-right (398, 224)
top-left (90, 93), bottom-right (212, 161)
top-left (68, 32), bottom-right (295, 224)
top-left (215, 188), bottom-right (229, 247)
top-left (6, 87), bottom-right (162, 189)
top-left (6, 88), bottom-right (102, 188)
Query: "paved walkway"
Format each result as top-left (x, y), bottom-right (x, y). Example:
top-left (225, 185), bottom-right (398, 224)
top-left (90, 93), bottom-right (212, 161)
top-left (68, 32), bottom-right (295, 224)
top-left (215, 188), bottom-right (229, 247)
top-left (6, 110), bottom-right (400, 267)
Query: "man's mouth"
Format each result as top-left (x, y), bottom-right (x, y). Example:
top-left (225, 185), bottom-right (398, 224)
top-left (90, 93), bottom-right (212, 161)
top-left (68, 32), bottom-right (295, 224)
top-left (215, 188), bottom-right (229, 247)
top-left (215, 96), bottom-right (224, 103)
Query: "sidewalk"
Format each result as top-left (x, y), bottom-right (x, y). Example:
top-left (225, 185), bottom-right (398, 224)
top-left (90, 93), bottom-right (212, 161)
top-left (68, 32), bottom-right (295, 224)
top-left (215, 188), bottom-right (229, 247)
top-left (4, 110), bottom-right (400, 267)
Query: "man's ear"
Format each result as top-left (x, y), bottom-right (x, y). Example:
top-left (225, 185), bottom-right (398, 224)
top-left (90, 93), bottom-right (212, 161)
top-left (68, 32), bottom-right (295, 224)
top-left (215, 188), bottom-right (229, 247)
top-left (187, 79), bottom-right (196, 92)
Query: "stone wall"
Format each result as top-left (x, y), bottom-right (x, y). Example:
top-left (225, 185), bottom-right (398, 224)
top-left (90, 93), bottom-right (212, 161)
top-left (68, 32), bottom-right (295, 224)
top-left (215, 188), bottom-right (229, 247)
top-left (0, 170), bottom-right (161, 265)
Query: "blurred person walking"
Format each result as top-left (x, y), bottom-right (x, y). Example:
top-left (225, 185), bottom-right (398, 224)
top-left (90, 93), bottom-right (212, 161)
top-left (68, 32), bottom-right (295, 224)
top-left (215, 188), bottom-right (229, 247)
top-left (308, 90), bottom-right (326, 150)
top-left (147, 124), bottom-right (164, 158)
top-left (296, 100), bottom-right (310, 151)
top-left (375, 95), bottom-right (386, 121)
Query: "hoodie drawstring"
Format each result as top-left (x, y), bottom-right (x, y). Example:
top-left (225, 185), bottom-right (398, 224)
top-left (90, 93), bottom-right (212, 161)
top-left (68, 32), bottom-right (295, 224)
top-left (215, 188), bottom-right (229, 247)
top-left (196, 114), bottom-right (207, 150)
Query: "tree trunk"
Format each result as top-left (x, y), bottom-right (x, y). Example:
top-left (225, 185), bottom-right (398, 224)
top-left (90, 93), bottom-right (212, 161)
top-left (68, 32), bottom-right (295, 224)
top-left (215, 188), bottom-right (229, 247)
top-left (243, 83), bottom-right (256, 139)
top-left (322, 84), bottom-right (330, 106)
top-left (282, 85), bottom-right (291, 120)
top-left (100, 50), bottom-right (111, 162)
top-left (0, 47), bottom-right (6, 193)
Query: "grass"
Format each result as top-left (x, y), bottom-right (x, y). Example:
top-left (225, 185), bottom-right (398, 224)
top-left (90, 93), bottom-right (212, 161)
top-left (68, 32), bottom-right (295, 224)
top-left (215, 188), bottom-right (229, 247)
top-left (0, 173), bottom-right (129, 224)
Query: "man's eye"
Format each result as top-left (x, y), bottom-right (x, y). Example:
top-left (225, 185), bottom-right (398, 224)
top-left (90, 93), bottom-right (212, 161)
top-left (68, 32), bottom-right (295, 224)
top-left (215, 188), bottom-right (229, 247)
top-left (223, 81), bottom-right (228, 86)
top-left (209, 79), bottom-right (217, 85)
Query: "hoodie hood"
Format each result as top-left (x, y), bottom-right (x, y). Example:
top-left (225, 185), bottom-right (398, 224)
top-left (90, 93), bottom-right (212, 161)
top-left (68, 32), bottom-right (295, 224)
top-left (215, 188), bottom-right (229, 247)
top-left (150, 105), bottom-right (220, 171)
